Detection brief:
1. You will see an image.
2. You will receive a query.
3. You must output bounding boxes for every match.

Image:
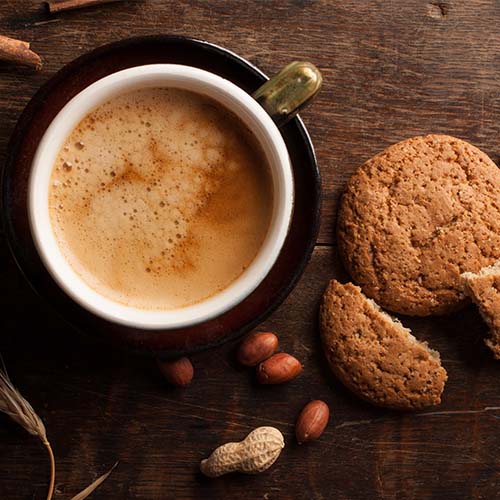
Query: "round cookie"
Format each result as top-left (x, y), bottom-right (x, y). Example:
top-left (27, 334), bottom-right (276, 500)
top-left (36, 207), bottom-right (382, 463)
top-left (337, 134), bottom-right (500, 316)
top-left (320, 280), bottom-right (447, 410)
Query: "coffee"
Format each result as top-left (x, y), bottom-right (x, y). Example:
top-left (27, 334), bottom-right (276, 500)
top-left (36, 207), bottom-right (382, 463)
top-left (48, 88), bottom-right (274, 310)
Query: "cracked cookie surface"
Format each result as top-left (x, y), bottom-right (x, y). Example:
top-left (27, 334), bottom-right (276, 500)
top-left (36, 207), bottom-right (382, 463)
top-left (320, 280), bottom-right (447, 410)
top-left (337, 134), bottom-right (500, 316)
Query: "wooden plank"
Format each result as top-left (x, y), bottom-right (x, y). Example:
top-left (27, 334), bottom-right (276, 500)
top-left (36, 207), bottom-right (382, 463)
top-left (1, 1), bottom-right (500, 244)
top-left (0, 239), bottom-right (498, 499)
top-left (0, 1), bottom-right (499, 498)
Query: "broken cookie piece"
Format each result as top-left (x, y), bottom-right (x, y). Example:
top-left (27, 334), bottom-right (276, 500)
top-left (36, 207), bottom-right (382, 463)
top-left (461, 262), bottom-right (500, 360)
top-left (320, 280), bottom-right (447, 410)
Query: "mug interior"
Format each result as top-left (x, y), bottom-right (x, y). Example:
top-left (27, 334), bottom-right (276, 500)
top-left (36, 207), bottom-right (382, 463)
top-left (29, 64), bottom-right (294, 329)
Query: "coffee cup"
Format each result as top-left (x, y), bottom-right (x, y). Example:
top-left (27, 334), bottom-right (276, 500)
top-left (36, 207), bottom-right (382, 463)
top-left (28, 62), bottom-right (321, 330)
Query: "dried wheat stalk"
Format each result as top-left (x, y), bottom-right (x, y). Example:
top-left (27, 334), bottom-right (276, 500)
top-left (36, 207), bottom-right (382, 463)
top-left (0, 362), bottom-right (55, 500)
top-left (0, 359), bottom-right (115, 499)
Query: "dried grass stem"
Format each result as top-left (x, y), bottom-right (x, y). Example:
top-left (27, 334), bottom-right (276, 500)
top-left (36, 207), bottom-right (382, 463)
top-left (45, 441), bottom-right (56, 500)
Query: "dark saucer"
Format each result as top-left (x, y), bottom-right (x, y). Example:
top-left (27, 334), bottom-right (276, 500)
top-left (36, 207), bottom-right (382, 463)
top-left (1, 36), bottom-right (321, 357)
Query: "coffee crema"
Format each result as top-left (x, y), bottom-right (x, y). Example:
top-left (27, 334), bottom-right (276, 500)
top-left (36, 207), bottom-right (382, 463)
top-left (48, 88), bottom-right (274, 310)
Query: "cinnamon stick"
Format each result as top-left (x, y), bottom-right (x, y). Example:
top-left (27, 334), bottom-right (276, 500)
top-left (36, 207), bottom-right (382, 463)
top-left (46, 0), bottom-right (123, 13)
top-left (0, 35), bottom-right (42, 70)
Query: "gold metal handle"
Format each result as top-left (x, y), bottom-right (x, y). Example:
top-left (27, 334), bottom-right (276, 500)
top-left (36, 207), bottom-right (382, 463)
top-left (252, 61), bottom-right (322, 127)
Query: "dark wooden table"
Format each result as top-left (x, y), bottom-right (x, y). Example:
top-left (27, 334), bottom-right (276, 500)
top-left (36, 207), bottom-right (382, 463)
top-left (1, 1), bottom-right (499, 499)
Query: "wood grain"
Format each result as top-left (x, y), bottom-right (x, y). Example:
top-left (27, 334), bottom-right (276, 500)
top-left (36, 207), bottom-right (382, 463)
top-left (0, 1), bottom-right (499, 499)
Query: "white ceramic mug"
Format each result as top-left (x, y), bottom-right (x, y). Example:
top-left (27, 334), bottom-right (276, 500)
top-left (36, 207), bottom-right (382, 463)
top-left (28, 63), bottom-right (321, 330)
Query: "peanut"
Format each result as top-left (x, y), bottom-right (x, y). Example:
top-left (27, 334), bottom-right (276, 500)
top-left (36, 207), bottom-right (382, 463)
top-left (256, 352), bottom-right (303, 384)
top-left (295, 400), bottom-right (330, 444)
top-left (157, 357), bottom-right (193, 387)
top-left (237, 331), bottom-right (278, 366)
top-left (200, 426), bottom-right (284, 477)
